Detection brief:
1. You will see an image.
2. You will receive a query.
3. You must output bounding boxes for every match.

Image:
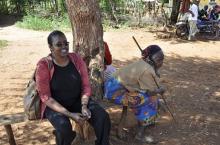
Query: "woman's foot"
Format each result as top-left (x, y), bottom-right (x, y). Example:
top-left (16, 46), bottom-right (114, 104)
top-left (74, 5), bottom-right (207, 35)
top-left (117, 128), bottom-right (127, 140)
top-left (135, 124), bottom-right (158, 144)
top-left (135, 134), bottom-right (158, 144)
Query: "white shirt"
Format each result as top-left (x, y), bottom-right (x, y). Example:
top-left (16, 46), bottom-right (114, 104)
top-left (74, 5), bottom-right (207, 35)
top-left (188, 4), bottom-right (198, 21)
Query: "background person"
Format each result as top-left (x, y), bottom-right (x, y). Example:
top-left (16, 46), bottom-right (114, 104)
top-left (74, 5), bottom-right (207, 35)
top-left (104, 41), bottom-right (116, 82)
top-left (209, 5), bottom-right (220, 20)
top-left (198, 5), bottom-right (209, 21)
top-left (187, 0), bottom-right (200, 40)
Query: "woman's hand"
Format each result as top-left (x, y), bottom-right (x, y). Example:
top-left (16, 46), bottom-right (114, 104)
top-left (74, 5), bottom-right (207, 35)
top-left (69, 113), bottom-right (86, 125)
top-left (155, 86), bottom-right (166, 95)
top-left (81, 105), bottom-right (91, 120)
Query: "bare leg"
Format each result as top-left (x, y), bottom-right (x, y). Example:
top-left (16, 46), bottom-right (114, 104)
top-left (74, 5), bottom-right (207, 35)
top-left (117, 106), bottom-right (128, 139)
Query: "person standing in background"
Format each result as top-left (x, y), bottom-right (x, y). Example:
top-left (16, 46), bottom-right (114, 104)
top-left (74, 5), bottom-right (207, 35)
top-left (187, 0), bottom-right (200, 40)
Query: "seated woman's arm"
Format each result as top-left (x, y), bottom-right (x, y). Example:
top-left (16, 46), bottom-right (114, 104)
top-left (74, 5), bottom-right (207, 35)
top-left (75, 54), bottom-right (92, 119)
top-left (44, 98), bottom-right (86, 124)
top-left (44, 97), bottom-right (72, 117)
top-left (76, 54), bottom-right (92, 104)
top-left (36, 60), bottom-right (85, 123)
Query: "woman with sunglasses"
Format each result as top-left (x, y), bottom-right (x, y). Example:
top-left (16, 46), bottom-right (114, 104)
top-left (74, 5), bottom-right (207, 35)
top-left (35, 30), bottom-right (111, 145)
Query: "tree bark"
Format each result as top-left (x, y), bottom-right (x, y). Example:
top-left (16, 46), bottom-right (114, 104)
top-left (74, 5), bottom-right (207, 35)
top-left (179, 0), bottom-right (190, 13)
top-left (170, 0), bottom-right (181, 24)
top-left (66, 0), bottom-right (104, 100)
top-left (66, 0), bottom-right (104, 141)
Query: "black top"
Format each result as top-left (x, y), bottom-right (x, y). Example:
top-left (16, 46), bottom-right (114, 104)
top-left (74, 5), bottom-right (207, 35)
top-left (50, 61), bottom-right (82, 110)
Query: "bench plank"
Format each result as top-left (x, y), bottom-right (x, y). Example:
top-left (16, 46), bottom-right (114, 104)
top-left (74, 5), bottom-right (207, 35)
top-left (0, 112), bottom-right (26, 126)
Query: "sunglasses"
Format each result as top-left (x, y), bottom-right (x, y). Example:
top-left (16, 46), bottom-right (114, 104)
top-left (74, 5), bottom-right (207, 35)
top-left (54, 42), bottom-right (69, 48)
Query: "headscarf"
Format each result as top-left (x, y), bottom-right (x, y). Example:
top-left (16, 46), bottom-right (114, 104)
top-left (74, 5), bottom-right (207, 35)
top-left (142, 45), bottom-right (162, 61)
top-left (142, 45), bottom-right (163, 77)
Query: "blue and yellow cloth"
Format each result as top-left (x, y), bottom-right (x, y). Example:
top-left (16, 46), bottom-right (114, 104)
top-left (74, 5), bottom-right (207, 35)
top-left (104, 77), bottom-right (158, 123)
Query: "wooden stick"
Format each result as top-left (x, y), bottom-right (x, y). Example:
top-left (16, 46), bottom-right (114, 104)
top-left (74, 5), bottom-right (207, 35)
top-left (151, 76), bottom-right (177, 123)
top-left (132, 36), bottom-right (143, 53)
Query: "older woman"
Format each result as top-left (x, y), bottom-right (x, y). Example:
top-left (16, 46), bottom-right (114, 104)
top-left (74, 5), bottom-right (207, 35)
top-left (104, 45), bottom-right (165, 143)
top-left (36, 30), bottom-right (111, 145)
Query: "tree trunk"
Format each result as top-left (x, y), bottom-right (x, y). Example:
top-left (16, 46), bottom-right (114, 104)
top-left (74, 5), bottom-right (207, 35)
top-left (161, 3), bottom-right (169, 26)
top-left (66, 0), bottom-right (104, 99)
top-left (170, 0), bottom-right (181, 24)
top-left (179, 0), bottom-right (190, 13)
top-left (15, 1), bottom-right (21, 15)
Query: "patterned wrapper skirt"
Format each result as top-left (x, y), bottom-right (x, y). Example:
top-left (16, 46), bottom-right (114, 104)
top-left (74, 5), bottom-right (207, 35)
top-left (104, 77), bottom-right (158, 124)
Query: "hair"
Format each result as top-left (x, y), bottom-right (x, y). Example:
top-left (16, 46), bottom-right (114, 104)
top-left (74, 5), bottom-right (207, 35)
top-left (142, 45), bottom-right (163, 61)
top-left (47, 30), bottom-right (65, 46)
top-left (194, 0), bottom-right (200, 4)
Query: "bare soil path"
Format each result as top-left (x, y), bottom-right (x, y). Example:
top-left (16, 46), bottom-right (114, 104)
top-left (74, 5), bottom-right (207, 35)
top-left (0, 25), bottom-right (220, 145)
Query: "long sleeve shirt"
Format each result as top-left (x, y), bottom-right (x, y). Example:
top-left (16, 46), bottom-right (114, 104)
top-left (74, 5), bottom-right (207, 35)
top-left (104, 41), bottom-right (112, 65)
top-left (113, 59), bottom-right (160, 93)
top-left (35, 53), bottom-right (91, 119)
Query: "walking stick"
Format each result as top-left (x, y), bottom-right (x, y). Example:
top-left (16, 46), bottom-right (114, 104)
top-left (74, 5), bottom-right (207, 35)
top-left (132, 36), bottom-right (143, 53)
top-left (151, 76), bottom-right (177, 123)
top-left (132, 36), bottom-right (177, 123)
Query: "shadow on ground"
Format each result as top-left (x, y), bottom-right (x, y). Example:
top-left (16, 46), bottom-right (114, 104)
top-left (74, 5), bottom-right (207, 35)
top-left (0, 55), bottom-right (220, 145)
top-left (109, 55), bottom-right (220, 145)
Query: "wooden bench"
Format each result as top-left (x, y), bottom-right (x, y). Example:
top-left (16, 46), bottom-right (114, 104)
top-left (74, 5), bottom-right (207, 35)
top-left (0, 112), bottom-right (26, 145)
top-left (0, 101), bottom-right (124, 145)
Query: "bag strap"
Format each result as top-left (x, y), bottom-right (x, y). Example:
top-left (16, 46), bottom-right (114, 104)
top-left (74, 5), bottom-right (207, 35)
top-left (32, 56), bottom-right (53, 81)
top-left (45, 55), bottom-right (53, 70)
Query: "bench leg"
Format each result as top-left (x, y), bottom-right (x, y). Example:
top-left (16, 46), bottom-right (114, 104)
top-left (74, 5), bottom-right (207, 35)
top-left (4, 125), bottom-right (16, 145)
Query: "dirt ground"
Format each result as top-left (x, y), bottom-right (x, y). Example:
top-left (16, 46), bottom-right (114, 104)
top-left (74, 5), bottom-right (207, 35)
top-left (0, 23), bottom-right (220, 145)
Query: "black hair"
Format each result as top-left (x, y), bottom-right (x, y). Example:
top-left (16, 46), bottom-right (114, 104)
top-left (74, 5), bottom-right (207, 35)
top-left (47, 30), bottom-right (65, 46)
top-left (204, 5), bottom-right (208, 10)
